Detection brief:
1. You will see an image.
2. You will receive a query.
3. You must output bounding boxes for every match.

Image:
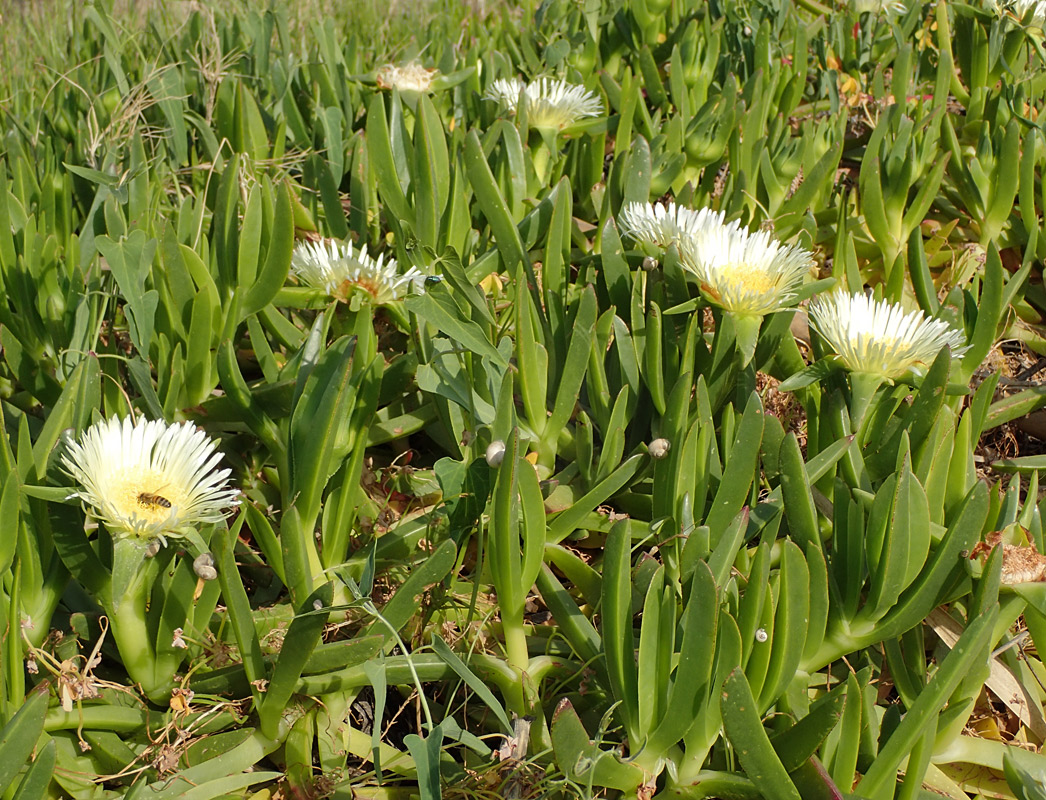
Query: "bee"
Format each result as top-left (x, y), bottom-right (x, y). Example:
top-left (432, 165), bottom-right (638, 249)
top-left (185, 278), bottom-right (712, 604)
top-left (138, 491), bottom-right (172, 509)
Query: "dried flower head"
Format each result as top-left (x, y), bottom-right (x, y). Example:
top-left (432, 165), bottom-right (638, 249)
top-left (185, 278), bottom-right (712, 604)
top-left (376, 62), bottom-right (438, 94)
top-left (291, 239), bottom-right (425, 304)
top-left (62, 416), bottom-right (239, 542)
top-left (485, 77), bottom-right (603, 130)
top-left (808, 292), bottom-right (968, 381)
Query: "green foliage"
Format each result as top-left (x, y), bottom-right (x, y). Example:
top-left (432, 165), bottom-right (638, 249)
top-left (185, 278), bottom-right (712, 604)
top-left (3, 0), bottom-right (1046, 798)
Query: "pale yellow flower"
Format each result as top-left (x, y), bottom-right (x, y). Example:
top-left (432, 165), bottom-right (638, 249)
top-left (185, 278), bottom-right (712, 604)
top-left (62, 417), bottom-right (238, 542)
top-left (808, 292), bottom-right (968, 380)
top-left (619, 201), bottom-right (735, 250)
top-left (679, 224), bottom-right (814, 316)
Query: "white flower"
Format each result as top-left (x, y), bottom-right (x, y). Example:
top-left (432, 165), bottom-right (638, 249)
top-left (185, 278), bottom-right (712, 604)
top-left (679, 224), bottom-right (814, 316)
top-left (485, 77), bottom-right (603, 130)
top-left (808, 292), bottom-right (968, 380)
top-left (62, 417), bottom-right (239, 542)
top-left (291, 239), bottom-right (424, 304)
top-left (376, 62), bottom-right (438, 94)
top-left (619, 201), bottom-right (735, 250)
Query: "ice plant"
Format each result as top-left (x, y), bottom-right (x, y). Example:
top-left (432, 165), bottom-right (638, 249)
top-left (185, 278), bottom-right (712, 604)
top-left (291, 238), bottom-right (424, 305)
top-left (484, 77), bottom-right (603, 131)
top-left (678, 221), bottom-right (814, 364)
top-left (805, 292), bottom-right (968, 435)
top-left (61, 415), bottom-right (237, 700)
top-left (62, 415), bottom-right (238, 543)
top-left (376, 61), bottom-right (438, 94)
top-left (619, 201), bottom-right (734, 251)
top-left (808, 292), bottom-right (967, 382)
top-left (679, 224), bottom-right (813, 317)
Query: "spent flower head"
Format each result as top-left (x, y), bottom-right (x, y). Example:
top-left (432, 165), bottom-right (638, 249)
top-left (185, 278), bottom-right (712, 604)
top-left (808, 292), bottom-right (968, 381)
top-left (485, 77), bottom-right (603, 130)
top-left (291, 239), bottom-right (425, 304)
top-left (619, 201), bottom-right (735, 251)
top-left (62, 416), bottom-right (239, 542)
top-left (679, 223), bottom-right (814, 317)
top-left (376, 62), bottom-right (438, 94)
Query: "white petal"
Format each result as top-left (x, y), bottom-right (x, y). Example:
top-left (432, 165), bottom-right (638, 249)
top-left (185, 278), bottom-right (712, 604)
top-left (485, 77), bottom-right (602, 129)
top-left (291, 239), bottom-right (424, 304)
top-left (808, 292), bottom-right (968, 380)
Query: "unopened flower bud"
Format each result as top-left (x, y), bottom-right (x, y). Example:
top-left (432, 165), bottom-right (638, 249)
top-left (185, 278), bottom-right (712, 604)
top-left (648, 438), bottom-right (671, 459)
top-left (486, 440), bottom-right (506, 467)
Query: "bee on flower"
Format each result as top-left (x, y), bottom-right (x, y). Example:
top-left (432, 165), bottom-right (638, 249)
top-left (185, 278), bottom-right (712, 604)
top-left (484, 77), bottom-right (603, 131)
top-left (291, 239), bottom-right (425, 305)
top-left (61, 416), bottom-right (239, 544)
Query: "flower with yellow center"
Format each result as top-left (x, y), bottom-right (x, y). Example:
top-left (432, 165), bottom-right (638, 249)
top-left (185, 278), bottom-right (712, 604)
top-left (678, 224), bottom-right (814, 317)
top-left (485, 77), bottom-right (603, 131)
top-left (291, 239), bottom-right (424, 305)
top-left (619, 201), bottom-right (735, 251)
top-left (376, 62), bottom-right (439, 94)
top-left (62, 416), bottom-right (239, 542)
top-left (808, 292), bottom-right (968, 381)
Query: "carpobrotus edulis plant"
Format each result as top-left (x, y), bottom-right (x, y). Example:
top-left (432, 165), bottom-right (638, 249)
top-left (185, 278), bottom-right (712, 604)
top-left (484, 77), bottom-right (603, 131)
top-left (62, 416), bottom-right (238, 544)
top-left (620, 201), bottom-right (814, 364)
top-left (808, 292), bottom-right (968, 382)
top-left (62, 415), bottom-right (238, 699)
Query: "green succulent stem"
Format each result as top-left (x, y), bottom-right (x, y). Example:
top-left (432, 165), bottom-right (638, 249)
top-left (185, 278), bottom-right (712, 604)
top-left (793, 0), bottom-right (833, 17)
top-left (110, 570), bottom-right (168, 701)
top-left (530, 135), bottom-right (554, 187)
top-left (107, 547), bottom-right (184, 703)
top-left (848, 371), bottom-right (885, 440)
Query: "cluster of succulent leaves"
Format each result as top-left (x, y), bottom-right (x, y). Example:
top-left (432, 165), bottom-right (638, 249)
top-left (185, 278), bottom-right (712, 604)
top-left (7, 0), bottom-right (1046, 798)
